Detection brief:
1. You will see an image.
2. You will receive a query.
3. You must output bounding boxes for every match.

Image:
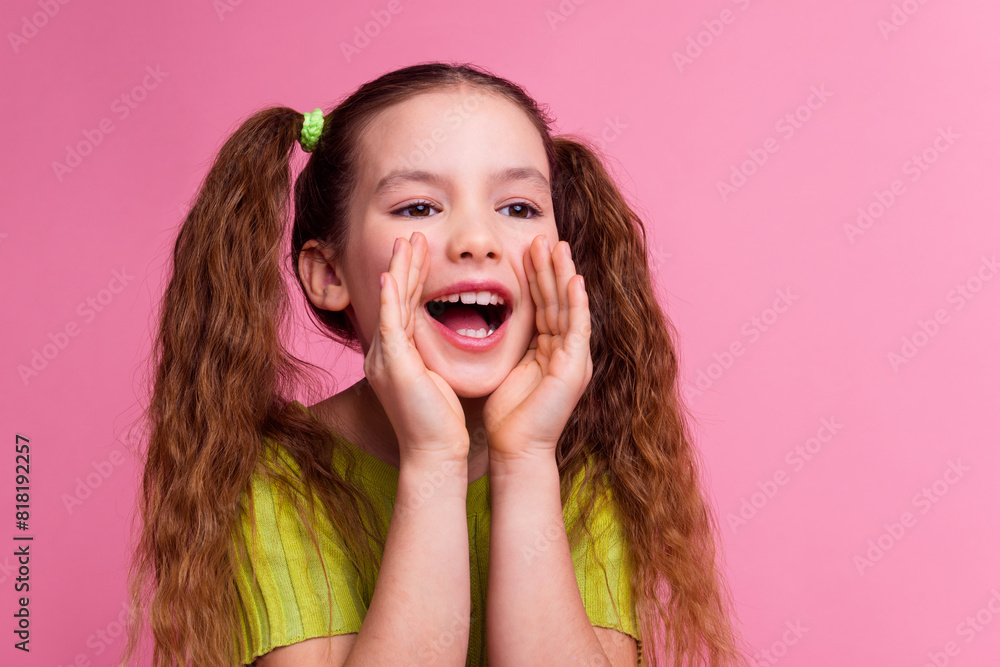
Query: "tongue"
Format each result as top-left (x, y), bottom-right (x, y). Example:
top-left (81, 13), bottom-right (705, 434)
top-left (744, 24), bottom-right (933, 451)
top-left (435, 304), bottom-right (489, 333)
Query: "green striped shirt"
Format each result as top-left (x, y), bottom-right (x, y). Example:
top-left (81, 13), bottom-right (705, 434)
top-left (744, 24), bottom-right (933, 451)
top-left (234, 401), bottom-right (639, 665)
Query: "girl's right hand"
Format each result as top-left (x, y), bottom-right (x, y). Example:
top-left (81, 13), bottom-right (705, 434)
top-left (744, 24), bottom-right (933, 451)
top-left (363, 231), bottom-right (470, 464)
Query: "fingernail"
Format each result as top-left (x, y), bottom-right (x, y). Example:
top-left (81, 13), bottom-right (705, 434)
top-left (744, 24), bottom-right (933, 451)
top-left (393, 238), bottom-right (400, 254)
top-left (380, 274), bottom-right (385, 288)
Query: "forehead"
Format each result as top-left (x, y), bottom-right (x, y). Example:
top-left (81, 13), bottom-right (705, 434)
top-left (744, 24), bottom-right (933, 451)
top-left (354, 89), bottom-right (550, 193)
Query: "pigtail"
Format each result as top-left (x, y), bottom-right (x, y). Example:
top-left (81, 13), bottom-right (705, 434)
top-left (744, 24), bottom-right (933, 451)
top-left (552, 136), bottom-right (752, 666)
top-left (122, 106), bottom-right (387, 666)
top-left (120, 107), bottom-right (305, 666)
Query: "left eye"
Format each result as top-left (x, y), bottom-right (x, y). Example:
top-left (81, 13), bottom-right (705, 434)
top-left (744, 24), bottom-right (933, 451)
top-left (499, 202), bottom-right (542, 218)
top-left (391, 201), bottom-right (439, 217)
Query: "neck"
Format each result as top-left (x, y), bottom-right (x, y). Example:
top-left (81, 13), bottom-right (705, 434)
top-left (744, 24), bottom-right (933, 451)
top-left (351, 378), bottom-right (490, 484)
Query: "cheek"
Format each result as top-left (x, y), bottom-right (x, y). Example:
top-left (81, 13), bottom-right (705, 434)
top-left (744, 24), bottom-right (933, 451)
top-left (348, 254), bottom-right (387, 317)
top-left (357, 238), bottom-right (394, 286)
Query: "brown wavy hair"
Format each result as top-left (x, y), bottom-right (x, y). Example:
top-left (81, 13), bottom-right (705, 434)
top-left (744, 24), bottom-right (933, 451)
top-left (122, 61), bottom-right (752, 666)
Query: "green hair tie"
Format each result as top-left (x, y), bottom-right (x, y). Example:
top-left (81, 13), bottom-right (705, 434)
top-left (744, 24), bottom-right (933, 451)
top-left (300, 108), bottom-right (324, 152)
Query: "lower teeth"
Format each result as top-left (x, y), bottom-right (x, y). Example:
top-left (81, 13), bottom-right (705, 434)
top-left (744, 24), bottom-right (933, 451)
top-left (456, 324), bottom-right (497, 338)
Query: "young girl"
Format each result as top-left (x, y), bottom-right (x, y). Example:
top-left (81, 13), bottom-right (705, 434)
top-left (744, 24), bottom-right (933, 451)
top-left (123, 62), bottom-right (750, 666)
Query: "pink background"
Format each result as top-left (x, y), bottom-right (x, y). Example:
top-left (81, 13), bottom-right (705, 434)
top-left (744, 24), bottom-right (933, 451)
top-left (3, 0), bottom-right (999, 664)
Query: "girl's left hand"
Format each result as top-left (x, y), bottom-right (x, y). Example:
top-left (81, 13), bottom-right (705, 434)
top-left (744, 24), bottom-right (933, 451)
top-left (482, 235), bottom-right (593, 463)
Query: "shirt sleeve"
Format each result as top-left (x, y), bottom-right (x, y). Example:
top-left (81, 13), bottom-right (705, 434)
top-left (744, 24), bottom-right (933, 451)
top-left (567, 470), bottom-right (641, 647)
top-left (233, 444), bottom-right (368, 665)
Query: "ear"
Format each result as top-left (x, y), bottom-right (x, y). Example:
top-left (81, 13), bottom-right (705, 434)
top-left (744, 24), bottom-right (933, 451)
top-left (298, 239), bottom-right (351, 312)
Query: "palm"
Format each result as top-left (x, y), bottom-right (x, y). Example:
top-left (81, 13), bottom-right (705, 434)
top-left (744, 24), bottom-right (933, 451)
top-left (483, 237), bottom-right (593, 460)
top-left (365, 233), bottom-right (470, 457)
top-left (484, 333), bottom-right (581, 451)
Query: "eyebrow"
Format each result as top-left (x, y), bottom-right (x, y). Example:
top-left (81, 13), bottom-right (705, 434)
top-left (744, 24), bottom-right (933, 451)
top-left (372, 166), bottom-right (550, 196)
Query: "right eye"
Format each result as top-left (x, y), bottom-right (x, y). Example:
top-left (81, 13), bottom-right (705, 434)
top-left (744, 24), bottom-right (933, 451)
top-left (391, 200), bottom-right (439, 217)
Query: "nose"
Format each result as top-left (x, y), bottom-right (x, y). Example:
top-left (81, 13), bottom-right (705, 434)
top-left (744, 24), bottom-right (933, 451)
top-left (444, 203), bottom-right (502, 263)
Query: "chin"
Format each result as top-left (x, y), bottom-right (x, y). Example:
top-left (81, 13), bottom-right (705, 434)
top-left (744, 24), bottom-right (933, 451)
top-left (452, 384), bottom-right (499, 400)
top-left (413, 320), bottom-right (527, 399)
top-left (438, 368), bottom-right (506, 399)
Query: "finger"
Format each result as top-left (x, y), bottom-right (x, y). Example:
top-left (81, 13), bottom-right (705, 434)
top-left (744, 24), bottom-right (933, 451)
top-left (567, 273), bottom-right (592, 357)
top-left (531, 235), bottom-right (560, 334)
top-left (520, 345), bottom-right (537, 369)
top-left (524, 240), bottom-right (547, 335)
top-left (379, 261), bottom-right (406, 363)
top-left (364, 308), bottom-right (381, 373)
top-left (397, 236), bottom-right (416, 333)
top-left (368, 322), bottom-right (390, 376)
top-left (388, 236), bottom-right (412, 334)
top-left (553, 241), bottom-right (574, 334)
top-left (416, 240), bottom-right (431, 329)
top-left (379, 271), bottom-right (401, 335)
top-left (408, 232), bottom-right (430, 336)
top-left (404, 232), bottom-right (424, 320)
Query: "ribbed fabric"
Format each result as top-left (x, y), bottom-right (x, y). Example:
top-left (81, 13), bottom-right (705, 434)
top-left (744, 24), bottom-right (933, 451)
top-left (233, 400), bottom-right (640, 665)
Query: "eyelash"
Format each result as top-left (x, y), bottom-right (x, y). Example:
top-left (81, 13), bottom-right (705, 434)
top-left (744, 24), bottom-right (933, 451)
top-left (390, 199), bottom-right (543, 219)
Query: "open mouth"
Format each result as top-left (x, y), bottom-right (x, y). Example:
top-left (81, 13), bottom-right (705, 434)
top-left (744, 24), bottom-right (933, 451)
top-left (424, 298), bottom-right (511, 339)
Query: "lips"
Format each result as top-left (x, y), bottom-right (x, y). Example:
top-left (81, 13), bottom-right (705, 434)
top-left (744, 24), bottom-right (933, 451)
top-left (420, 278), bottom-right (515, 350)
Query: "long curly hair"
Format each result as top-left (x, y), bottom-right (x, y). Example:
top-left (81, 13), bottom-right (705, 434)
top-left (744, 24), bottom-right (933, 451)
top-left (122, 61), bottom-right (752, 666)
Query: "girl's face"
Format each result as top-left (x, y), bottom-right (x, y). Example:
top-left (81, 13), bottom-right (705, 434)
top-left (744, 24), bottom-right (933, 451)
top-left (331, 89), bottom-right (559, 398)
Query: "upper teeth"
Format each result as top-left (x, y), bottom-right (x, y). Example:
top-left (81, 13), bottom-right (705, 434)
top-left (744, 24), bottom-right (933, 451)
top-left (430, 291), bottom-right (505, 306)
